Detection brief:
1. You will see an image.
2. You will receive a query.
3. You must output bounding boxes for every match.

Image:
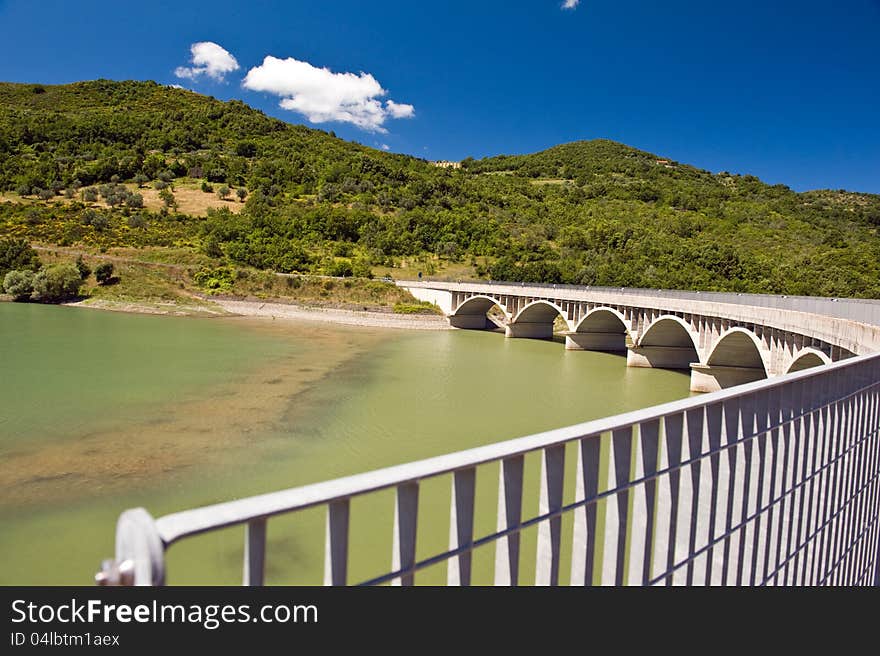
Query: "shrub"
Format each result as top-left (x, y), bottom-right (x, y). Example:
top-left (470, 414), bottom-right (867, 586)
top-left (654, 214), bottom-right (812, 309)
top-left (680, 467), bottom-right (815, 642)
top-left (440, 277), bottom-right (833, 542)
top-left (236, 187), bottom-right (248, 202)
top-left (201, 181), bottom-right (214, 193)
top-left (95, 262), bottom-right (114, 285)
top-left (326, 259), bottom-right (353, 277)
top-left (75, 256), bottom-right (91, 280)
top-left (33, 263), bottom-right (82, 302)
top-left (3, 269), bottom-right (35, 300)
top-left (192, 266), bottom-right (235, 293)
top-left (127, 213), bottom-right (148, 229)
top-left (217, 185), bottom-right (231, 200)
top-left (0, 238), bottom-right (41, 277)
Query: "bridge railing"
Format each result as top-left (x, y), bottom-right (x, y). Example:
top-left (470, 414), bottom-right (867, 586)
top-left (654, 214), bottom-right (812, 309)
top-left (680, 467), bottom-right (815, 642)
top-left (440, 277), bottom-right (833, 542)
top-left (403, 279), bottom-right (880, 326)
top-left (98, 351), bottom-right (880, 586)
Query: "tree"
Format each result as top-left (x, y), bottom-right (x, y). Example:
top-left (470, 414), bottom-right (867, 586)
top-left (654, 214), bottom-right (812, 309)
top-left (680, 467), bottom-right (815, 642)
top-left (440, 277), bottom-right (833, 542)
top-left (0, 238), bottom-right (41, 278)
top-left (95, 261), bottom-right (114, 285)
top-left (3, 269), bottom-right (35, 301)
top-left (133, 173), bottom-right (149, 188)
top-left (201, 181), bottom-right (214, 193)
top-left (159, 187), bottom-right (177, 210)
top-left (126, 192), bottom-right (144, 209)
top-left (217, 185), bottom-right (231, 200)
top-left (33, 263), bottom-right (82, 302)
top-left (236, 187), bottom-right (248, 202)
top-left (75, 255), bottom-right (91, 280)
top-left (82, 188), bottom-right (98, 202)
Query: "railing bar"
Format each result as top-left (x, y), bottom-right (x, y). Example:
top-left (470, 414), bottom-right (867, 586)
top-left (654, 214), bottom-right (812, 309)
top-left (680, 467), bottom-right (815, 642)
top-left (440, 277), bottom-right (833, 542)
top-left (783, 382), bottom-right (805, 584)
top-left (536, 446), bottom-right (565, 586)
top-left (391, 483), bottom-right (419, 586)
top-left (494, 455), bottom-right (524, 586)
top-left (813, 373), bottom-right (838, 584)
top-left (243, 518), bottom-right (266, 587)
top-left (447, 467), bottom-right (476, 586)
top-left (636, 420), bottom-right (659, 586)
top-left (770, 387), bottom-right (793, 587)
top-left (324, 499), bottom-right (350, 586)
top-left (720, 399), bottom-right (740, 585)
top-left (830, 388), bottom-right (855, 584)
top-left (844, 389), bottom-right (867, 584)
top-left (659, 413), bottom-right (683, 586)
top-left (748, 393), bottom-right (770, 586)
top-left (611, 427), bottom-right (633, 586)
top-left (821, 376), bottom-right (846, 583)
top-left (735, 396), bottom-right (756, 586)
top-left (802, 383), bottom-right (823, 585)
top-left (570, 437), bottom-right (601, 586)
top-left (854, 384), bottom-right (877, 584)
top-left (704, 403), bottom-right (723, 585)
top-left (761, 390), bottom-right (782, 586)
top-left (861, 390), bottom-right (880, 585)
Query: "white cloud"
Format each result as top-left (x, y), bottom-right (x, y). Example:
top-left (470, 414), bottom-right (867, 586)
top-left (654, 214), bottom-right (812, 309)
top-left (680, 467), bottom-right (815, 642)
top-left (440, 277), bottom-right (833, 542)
top-left (562, 0), bottom-right (580, 9)
top-left (175, 42), bottom-right (240, 82)
top-left (167, 84), bottom-right (185, 89)
top-left (242, 55), bottom-right (415, 132)
top-left (385, 99), bottom-right (415, 119)
top-left (381, 144), bottom-right (390, 151)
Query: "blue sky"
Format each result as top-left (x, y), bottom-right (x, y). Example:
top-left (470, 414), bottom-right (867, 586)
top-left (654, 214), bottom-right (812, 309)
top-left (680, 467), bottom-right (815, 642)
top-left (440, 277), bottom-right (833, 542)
top-left (1, 0), bottom-right (878, 193)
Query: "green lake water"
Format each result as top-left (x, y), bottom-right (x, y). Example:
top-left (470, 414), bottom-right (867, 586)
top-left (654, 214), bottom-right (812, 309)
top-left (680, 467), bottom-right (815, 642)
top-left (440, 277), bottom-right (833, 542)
top-left (0, 302), bottom-right (691, 585)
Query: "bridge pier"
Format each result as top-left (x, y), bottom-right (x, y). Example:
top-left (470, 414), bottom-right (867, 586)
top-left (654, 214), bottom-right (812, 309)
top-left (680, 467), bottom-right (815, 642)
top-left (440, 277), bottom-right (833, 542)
top-left (689, 363), bottom-right (766, 393)
top-left (626, 346), bottom-right (698, 370)
top-left (564, 332), bottom-right (626, 352)
top-left (505, 322), bottom-right (554, 339)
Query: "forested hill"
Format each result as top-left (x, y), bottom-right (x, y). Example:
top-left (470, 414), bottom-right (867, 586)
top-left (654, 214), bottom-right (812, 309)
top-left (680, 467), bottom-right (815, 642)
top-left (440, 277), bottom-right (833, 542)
top-left (1, 79), bottom-right (879, 297)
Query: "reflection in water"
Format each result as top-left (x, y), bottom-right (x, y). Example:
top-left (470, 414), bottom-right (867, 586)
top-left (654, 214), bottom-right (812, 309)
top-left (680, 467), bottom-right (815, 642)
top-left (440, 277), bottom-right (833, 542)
top-left (0, 303), bottom-right (690, 584)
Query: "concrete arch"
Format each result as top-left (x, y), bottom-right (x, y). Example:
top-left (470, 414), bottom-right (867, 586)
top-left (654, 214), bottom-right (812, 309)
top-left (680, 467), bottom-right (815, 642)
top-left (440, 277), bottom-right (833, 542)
top-left (639, 315), bottom-right (699, 351)
top-left (449, 295), bottom-right (509, 330)
top-left (627, 315), bottom-right (700, 370)
top-left (573, 307), bottom-right (630, 334)
top-left (567, 307), bottom-right (630, 352)
top-left (706, 328), bottom-right (770, 373)
top-left (507, 300), bottom-right (571, 339)
top-left (786, 347), bottom-right (832, 374)
top-left (691, 327), bottom-right (770, 392)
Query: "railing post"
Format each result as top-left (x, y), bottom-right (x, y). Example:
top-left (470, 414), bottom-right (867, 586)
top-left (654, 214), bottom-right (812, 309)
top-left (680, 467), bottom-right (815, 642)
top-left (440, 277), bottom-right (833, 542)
top-left (448, 468), bottom-right (476, 586)
top-left (495, 455), bottom-right (524, 586)
top-left (243, 518), bottom-right (267, 586)
top-left (536, 445), bottom-right (565, 586)
top-left (571, 437), bottom-right (601, 586)
top-left (324, 499), bottom-right (350, 586)
top-left (392, 483), bottom-right (419, 586)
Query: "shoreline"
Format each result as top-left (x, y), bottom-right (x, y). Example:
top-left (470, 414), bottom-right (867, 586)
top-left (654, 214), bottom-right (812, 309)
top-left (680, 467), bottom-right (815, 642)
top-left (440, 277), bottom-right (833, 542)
top-left (214, 298), bottom-right (450, 330)
top-left (51, 296), bottom-right (451, 330)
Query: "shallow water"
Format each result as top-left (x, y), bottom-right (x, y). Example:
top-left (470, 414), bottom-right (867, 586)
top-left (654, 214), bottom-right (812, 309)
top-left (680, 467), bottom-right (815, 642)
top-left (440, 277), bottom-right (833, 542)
top-left (0, 302), bottom-right (691, 584)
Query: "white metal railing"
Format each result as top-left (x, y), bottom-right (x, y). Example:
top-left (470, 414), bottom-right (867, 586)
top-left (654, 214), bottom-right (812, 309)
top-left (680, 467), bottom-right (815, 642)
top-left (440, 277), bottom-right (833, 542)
top-left (97, 351), bottom-right (880, 586)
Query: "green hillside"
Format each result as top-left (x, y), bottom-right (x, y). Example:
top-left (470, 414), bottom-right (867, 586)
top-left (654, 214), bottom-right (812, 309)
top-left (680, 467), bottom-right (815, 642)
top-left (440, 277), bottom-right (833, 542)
top-left (1, 79), bottom-right (879, 297)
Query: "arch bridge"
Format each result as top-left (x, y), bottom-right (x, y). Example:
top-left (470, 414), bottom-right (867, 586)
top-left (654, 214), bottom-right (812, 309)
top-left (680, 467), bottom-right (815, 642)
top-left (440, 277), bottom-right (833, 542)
top-left (401, 280), bottom-right (880, 393)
